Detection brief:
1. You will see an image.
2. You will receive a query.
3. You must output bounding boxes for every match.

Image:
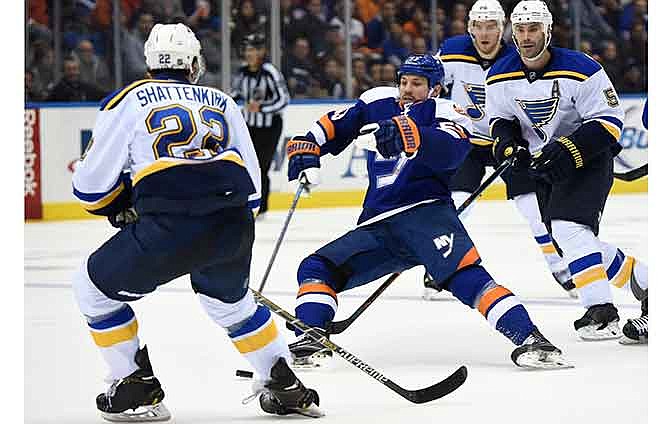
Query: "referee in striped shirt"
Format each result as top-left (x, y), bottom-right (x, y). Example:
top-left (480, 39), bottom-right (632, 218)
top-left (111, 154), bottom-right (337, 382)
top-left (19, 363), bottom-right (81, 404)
top-left (231, 33), bottom-right (290, 217)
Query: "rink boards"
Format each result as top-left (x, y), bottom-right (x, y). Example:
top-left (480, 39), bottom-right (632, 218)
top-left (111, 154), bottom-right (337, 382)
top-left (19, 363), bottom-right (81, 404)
top-left (24, 96), bottom-right (647, 220)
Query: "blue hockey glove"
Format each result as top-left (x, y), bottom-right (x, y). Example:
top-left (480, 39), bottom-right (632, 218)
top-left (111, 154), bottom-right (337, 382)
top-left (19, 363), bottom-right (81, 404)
top-left (287, 135), bottom-right (321, 186)
top-left (107, 208), bottom-right (138, 229)
top-left (374, 115), bottom-right (421, 159)
top-left (529, 137), bottom-right (584, 183)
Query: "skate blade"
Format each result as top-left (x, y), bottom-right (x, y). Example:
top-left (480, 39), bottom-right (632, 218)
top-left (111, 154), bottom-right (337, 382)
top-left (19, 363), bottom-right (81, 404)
top-left (619, 335), bottom-right (648, 345)
top-left (421, 288), bottom-right (453, 301)
top-left (515, 351), bottom-right (575, 370)
top-left (100, 402), bottom-right (171, 422)
top-left (566, 289), bottom-right (578, 299)
top-left (289, 404), bottom-right (326, 418)
top-left (577, 322), bottom-right (622, 341)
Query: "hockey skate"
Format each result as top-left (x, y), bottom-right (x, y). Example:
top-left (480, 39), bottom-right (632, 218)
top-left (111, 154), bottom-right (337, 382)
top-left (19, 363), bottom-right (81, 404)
top-left (574, 303), bottom-right (622, 341)
top-left (620, 298), bottom-right (648, 345)
top-left (421, 271), bottom-right (453, 301)
top-left (511, 329), bottom-right (573, 370)
top-left (258, 357), bottom-right (324, 417)
top-left (289, 332), bottom-right (333, 368)
top-left (552, 268), bottom-right (578, 299)
top-left (97, 346), bottom-right (171, 422)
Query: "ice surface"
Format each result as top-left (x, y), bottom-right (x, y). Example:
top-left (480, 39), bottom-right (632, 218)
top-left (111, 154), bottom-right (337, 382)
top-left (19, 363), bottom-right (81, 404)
top-left (25, 195), bottom-right (648, 423)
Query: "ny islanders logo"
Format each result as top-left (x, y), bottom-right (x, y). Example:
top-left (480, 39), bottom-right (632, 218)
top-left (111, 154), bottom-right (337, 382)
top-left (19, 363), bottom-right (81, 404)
top-left (462, 82), bottom-right (486, 121)
top-left (515, 81), bottom-right (561, 142)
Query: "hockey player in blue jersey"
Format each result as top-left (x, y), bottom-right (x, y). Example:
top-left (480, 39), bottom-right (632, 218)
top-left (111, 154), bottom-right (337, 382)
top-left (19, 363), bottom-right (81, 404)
top-left (486, 1), bottom-right (648, 343)
top-left (71, 23), bottom-right (322, 421)
top-left (285, 54), bottom-right (570, 370)
top-left (422, 0), bottom-right (576, 301)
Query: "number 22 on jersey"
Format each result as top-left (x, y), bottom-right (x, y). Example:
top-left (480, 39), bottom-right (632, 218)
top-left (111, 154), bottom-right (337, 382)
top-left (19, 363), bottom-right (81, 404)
top-left (145, 104), bottom-right (229, 159)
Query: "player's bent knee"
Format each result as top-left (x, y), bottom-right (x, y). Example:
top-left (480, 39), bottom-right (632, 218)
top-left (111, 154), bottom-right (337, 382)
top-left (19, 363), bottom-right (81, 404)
top-left (444, 265), bottom-right (495, 308)
top-left (297, 254), bottom-right (340, 290)
top-left (551, 219), bottom-right (598, 251)
top-left (72, 259), bottom-right (126, 319)
top-left (198, 290), bottom-right (257, 331)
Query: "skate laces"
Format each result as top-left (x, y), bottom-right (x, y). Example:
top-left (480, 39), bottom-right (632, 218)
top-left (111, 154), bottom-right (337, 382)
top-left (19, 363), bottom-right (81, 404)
top-left (629, 315), bottom-right (648, 334)
top-left (242, 379), bottom-right (270, 405)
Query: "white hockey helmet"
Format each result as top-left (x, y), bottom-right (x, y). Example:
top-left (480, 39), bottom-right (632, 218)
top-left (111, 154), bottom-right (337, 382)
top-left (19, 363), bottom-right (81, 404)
top-left (144, 23), bottom-right (205, 83)
top-left (510, 0), bottom-right (553, 61)
top-left (468, 0), bottom-right (506, 38)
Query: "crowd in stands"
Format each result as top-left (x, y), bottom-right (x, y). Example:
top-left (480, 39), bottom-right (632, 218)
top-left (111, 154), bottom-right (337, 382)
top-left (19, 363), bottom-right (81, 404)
top-left (26, 0), bottom-right (648, 102)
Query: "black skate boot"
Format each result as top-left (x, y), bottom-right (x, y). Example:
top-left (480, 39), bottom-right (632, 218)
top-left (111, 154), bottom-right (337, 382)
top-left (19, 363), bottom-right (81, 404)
top-left (621, 297), bottom-right (648, 345)
top-left (511, 328), bottom-right (573, 369)
top-left (289, 332), bottom-right (332, 368)
top-left (551, 268), bottom-right (578, 299)
top-left (259, 357), bottom-right (323, 417)
top-left (573, 303), bottom-right (622, 341)
top-left (96, 346), bottom-right (171, 422)
top-left (421, 271), bottom-right (452, 300)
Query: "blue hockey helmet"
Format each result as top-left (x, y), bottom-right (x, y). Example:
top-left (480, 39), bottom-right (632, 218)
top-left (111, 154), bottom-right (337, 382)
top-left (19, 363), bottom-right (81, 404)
top-left (396, 54), bottom-right (445, 88)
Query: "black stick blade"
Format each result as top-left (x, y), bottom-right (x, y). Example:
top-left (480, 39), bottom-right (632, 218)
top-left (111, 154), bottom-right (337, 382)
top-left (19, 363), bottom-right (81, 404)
top-left (401, 365), bottom-right (468, 404)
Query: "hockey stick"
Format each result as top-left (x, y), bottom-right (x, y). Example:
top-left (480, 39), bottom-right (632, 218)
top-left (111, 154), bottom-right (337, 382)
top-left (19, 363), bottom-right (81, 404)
top-left (257, 176), bottom-right (308, 293)
top-left (327, 158), bottom-right (513, 335)
top-left (614, 164), bottom-right (648, 182)
top-left (251, 288), bottom-right (468, 404)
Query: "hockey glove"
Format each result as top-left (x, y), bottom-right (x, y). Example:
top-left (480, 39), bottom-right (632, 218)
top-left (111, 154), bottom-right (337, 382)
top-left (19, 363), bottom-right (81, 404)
top-left (108, 207), bottom-right (138, 229)
top-left (529, 136), bottom-right (584, 184)
top-left (287, 135), bottom-right (321, 186)
top-left (492, 137), bottom-right (530, 170)
top-left (374, 115), bottom-right (421, 159)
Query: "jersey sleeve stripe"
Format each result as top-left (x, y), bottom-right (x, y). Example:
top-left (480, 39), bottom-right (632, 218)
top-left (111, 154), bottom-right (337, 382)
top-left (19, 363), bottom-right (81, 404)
top-left (440, 54), bottom-right (478, 63)
top-left (73, 177), bottom-right (125, 211)
top-left (102, 79), bottom-right (164, 111)
top-left (318, 115), bottom-right (336, 140)
top-left (486, 71), bottom-right (525, 85)
top-left (588, 117), bottom-right (623, 141)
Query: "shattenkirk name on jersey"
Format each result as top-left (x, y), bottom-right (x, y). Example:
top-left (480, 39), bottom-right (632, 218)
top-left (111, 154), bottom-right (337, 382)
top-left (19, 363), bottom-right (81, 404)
top-left (135, 84), bottom-right (227, 109)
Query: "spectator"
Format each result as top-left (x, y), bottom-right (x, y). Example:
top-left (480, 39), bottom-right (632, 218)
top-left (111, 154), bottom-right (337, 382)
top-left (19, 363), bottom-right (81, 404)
top-left (318, 57), bottom-right (345, 98)
top-left (366, 1), bottom-right (396, 50)
top-left (232, 0), bottom-right (268, 50)
top-left (329, 1), bottom-right (365, 48)
top-left (402, 7), bottom-right (426, 38)
top-left (187, 0), bottom-right (221, 32)
top-left (379, 62), bottom-right (397, 86)
top-left (25, 69), bottom-right (46, 102)
top-left (620, 0), bottom-right (647, 40)
top-left (142, 0), bottom-right (186, 24)
top-left (74, 39), bottom-right (113, 93)
top-left (47, 57), bottom-right (106, 102)
top-left (449, 19), bottom-right (467, 37)
top-left (412, 36), bottom-right (427, 55)
top-left (29, 41), bottom-right (57, 97)
top-left (352, 57), bottom-right (374, 96)
top-left (620, 65), bottom-right (644, 93)
top-left (397, 0), bottom-right (418, 24)
top-left (382, 22), bottom-right (410, 67)
top-left (121, 12), bottom-right (154, 84)
top-left (599, 39), bottom-right (623, 88)
top-left (599, 0), bottom-right (622, 35)
top-left (283, 37), bottom-right (318, 98)
top-left (370, 61), bottom-right (383, 83)
top-left (356, 0), bottom-right (381, 24)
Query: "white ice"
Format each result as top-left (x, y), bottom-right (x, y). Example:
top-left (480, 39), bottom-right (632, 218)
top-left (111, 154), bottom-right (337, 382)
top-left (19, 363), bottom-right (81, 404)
top-left (25, 195), bottom-right (648, 424)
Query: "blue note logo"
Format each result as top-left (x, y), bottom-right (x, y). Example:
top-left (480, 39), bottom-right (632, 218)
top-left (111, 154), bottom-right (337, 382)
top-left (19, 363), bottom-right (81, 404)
top-left (515, 97), bottom-right (560, 142)
top-left (463, 82), bottom-right (486, 121)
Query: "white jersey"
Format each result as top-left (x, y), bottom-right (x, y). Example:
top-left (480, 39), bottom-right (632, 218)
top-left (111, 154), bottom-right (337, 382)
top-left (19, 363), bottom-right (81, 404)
top-left (438, 35), bottom-right (515, 145)
top-left (485, 47), bottom-right (624, 154)
top-left (73, 76), bottom-right (262, 215)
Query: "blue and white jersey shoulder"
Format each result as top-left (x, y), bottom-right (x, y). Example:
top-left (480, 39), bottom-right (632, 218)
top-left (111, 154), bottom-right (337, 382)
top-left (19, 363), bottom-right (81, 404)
top-left (438, 35), bottom-right (513, 143)
top-left (73, 77), bottom-right (262, 215)
top-left (485, 47), bottom-right (624, 154)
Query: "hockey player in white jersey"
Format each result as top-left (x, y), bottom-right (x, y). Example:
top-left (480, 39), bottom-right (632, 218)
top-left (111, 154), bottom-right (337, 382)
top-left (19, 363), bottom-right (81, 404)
top-left (422, 0), bottom-right (576, 301)
top-left (486, 1), bottom-right (648, 342)
top-left (71, 23), bottom-right (322, 421)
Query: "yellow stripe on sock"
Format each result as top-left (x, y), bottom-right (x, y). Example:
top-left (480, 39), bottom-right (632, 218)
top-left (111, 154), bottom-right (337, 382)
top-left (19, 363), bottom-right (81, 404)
top-left (611, 257), bottom-right (635, 288)
top-left (90, 320), bottom-right (138, 348)
top-left (541, 244), bottom-right (557, 254)
top-left (574, 266), bottom-right (608, 289)
top-left (233, 320), bottom-right (279, 354)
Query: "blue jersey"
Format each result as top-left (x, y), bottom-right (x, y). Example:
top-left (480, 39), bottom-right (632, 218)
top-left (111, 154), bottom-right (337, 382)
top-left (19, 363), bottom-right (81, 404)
top-left (304, 87), bottom-right (473, 225)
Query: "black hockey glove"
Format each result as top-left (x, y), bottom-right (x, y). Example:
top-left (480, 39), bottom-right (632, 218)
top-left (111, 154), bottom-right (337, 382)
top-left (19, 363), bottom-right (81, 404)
top-left (108, 208), bottom-right (138, 229)
top-left (492, 137), bottom-right (530, 170)
top-left (374, 115), bottom-right (421, 159)
top-left (529, 137), bottom-right (584, 184)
